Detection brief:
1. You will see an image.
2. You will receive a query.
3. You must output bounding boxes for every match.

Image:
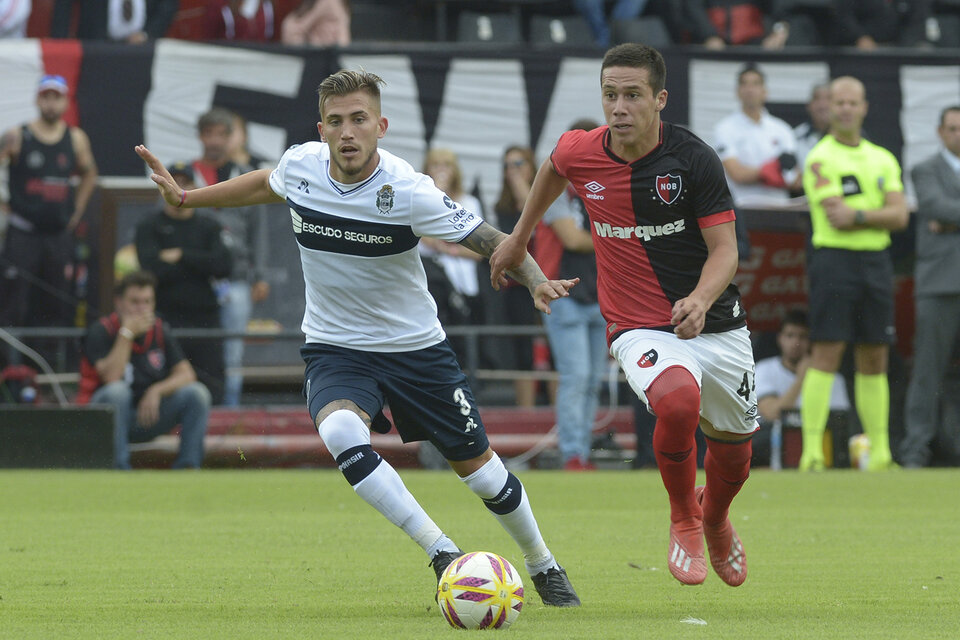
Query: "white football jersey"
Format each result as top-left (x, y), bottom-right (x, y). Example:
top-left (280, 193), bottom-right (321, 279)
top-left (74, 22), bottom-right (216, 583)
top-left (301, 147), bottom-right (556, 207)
top-left (269, 142), bottom-right (483, 351)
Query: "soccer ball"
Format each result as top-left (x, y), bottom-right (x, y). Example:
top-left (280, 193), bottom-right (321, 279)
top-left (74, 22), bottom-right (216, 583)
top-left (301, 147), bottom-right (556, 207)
top-left (437, 551), bottom-right (524, 630)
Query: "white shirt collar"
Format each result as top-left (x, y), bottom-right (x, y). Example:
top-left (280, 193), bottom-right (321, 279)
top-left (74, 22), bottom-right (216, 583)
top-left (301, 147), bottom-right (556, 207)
top-left (941, 148), bottom-right (960, 173)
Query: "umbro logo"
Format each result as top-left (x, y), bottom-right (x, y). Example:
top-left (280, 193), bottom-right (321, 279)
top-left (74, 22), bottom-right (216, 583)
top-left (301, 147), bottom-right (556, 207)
top-left (584, 181), bottom-right (605, 200)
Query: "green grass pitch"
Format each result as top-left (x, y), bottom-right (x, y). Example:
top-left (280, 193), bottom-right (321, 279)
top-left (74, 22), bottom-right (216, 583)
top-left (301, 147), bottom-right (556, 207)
top-left (1, 468), bottom-right (958, 639)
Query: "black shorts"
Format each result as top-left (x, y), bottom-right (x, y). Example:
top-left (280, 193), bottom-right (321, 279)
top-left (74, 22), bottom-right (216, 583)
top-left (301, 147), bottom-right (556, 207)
top-left (807, 248), bottom-right (895, 344)
top-left (301, 340), bottom-right (490, 461)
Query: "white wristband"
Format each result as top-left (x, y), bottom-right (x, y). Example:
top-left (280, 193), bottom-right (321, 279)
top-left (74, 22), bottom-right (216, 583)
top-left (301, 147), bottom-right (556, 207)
top-left (118, 327), bottom-right (135, 340)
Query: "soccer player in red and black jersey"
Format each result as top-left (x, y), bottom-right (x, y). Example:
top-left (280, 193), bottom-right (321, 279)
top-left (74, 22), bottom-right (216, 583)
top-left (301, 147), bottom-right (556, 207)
top-left (491, 43), bottom-right (758, 588)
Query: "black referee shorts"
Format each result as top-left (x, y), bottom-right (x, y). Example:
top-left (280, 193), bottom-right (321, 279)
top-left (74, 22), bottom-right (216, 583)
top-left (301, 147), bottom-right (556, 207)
top-left (807, 247), bottom-right (895, 344)
top-left (301, 340), bottom-right (490, 462)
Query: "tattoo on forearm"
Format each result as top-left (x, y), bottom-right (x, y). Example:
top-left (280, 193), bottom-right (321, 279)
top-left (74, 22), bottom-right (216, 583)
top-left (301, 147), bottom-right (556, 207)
top-left (459, 222), bottom-right (504, 257)
top-left (459, 222), bottom-right (547, 290)
top-left (508, 254), bottom-right (548, 290)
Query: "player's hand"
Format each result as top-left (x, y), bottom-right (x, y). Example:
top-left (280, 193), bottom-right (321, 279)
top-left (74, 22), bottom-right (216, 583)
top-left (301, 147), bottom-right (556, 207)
top-left (489, 233), bottom-right (527, 290)
top-left (137, 386), bottom-right (162, 427)
top-left (135, 145), bottom-right (183, 207)
top-left (671, 295), bottom-right (707, 340)
top-left (532, 278), bottom-right (579, 314)
top-left (822, 197), bottom-right (856, 229)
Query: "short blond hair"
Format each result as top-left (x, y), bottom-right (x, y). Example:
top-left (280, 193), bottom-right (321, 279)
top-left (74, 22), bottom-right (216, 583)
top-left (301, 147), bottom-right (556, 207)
top-left (317, 69), bottom-right (385, 119)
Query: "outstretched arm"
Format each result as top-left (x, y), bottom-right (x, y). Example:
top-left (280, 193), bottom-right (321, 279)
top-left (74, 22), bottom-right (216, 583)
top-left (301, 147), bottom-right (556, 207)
top-left (135, 145), bottom-right (285, 208)
top-left (488, 158), bottom-right (569, 288)
top-left (459, 221), bottom-right (578, 314)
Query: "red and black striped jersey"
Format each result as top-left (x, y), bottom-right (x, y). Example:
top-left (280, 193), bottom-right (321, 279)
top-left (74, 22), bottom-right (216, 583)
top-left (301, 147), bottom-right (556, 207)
top-left (551, 122), bottom-right (746, 343)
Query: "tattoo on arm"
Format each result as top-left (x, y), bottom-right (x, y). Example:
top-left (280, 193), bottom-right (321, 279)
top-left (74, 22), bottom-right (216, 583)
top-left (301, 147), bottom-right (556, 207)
top-left (458, 221), bottom-right (504, 257)
top-left (459, 222), bottom-right (548, 290)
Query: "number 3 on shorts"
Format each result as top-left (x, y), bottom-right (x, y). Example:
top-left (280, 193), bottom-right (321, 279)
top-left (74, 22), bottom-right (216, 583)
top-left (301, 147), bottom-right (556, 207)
top-left (453, 387), bottom-right (472, 416)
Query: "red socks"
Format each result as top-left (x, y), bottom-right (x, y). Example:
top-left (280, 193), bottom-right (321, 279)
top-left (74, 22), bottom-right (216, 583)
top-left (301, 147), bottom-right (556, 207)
top-left (702, 438), bottom-right (752, 526)
top-left (648, 366), bottom-right (702, 523)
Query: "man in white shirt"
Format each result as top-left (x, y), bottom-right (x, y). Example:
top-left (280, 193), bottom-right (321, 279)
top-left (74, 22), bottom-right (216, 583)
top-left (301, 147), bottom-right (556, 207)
top-left (135, 69), bottom-right (581, 607)
top-left (713, 64), bottom-right (800, 209)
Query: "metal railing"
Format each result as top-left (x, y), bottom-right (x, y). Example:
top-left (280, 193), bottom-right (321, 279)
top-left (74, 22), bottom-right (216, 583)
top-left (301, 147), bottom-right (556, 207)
top-left (2, 324), bottom-right (623, 389)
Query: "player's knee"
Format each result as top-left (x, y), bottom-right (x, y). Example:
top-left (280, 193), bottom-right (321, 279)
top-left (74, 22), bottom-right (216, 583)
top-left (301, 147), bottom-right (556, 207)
top-left (317, 409), bottom-right (371, 459)
top-left (647, 367), bottom-right (700, 427)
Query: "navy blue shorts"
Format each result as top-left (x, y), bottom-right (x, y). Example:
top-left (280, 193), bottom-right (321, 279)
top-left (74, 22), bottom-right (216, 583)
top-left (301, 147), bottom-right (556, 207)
top-left (807, 248), bottom-right (895, 344)
top-left (301, 340), bottom-right (490, 462)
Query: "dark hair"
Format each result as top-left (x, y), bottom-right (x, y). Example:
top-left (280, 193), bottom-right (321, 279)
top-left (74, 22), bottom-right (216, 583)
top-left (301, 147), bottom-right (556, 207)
top-left (600, 43), bottom-right (666, 95)
top-left (780, 308), bottom-right (808, 331)
top-left (197, 107), bottom-right (235, 134)
top-left (940, 105), bottom-right (960, 127)
top-left (115, 270), bottom-right (157, 297)
top-left (495, 145), bottom-right (535, 215)
top-left (568, 118), bottom-right (599, 132)
top-left (738, 63), bottom-right (765, 86)
top-left (317, 69), bottom-right (385, 118)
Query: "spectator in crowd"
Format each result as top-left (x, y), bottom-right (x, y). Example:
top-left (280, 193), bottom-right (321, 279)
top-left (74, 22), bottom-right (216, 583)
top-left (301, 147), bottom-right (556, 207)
top-left (713, 64), bottom-right (800, 210)
top-left (51, 0), bottom-right (179, 43)
top-left (755, 309), bottom-right (850, 467)
top-left (419, 148), bottom-right (484, 361)
top-left (134, 162), bottom-right (232, 404)
top-left (228, 112), bottom-right (269, 170)
top-left (901, 105), bottom-right (960, 468)
top-left (204, 0), bottom-right (276, 41)
top-left (0, 75), bottom-right (98, 335)
top-left (537, 118), bottom-right (608, 471)
top-left (487, 145), bottom-right (541, 408)
top-left (829, 0), bottom-right (934, 49)
top-left (573, 0), bottom-right (648, 48)
top-left (0, 0), bottom-right (31, 38)
top-left (800, 76), bottom-right (909, 472)
top-left (681, 0), bottom-right (789, 49)
top-left (76, 270), bottom-right (211, 470)
top-left (281, 0), bottom-right (350, 47)
top-left (200, 109), bottom-right (271, 407)
top-left (793, 83), bottom-right (831, 176)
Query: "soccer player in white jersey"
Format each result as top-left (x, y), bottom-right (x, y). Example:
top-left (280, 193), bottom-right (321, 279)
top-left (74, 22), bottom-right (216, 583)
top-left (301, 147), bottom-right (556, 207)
top-left (135, 69), bottom-right (581, 607)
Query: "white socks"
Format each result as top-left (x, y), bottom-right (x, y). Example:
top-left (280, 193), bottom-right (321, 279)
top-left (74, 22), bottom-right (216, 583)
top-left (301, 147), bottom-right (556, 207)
top-left (461, 453), bottom-right (557, 575)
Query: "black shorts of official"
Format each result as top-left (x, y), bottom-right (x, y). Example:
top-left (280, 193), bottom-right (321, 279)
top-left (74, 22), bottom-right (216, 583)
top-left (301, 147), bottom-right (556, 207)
top-left (807, 247), bottom-right (895, 344)
top-left (301, 340), bottom-right (490, 462)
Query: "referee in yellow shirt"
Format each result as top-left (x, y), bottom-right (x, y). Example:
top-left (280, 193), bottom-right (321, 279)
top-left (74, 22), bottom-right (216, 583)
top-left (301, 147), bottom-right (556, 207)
top-left (800, 76), bottom-right (909, 471)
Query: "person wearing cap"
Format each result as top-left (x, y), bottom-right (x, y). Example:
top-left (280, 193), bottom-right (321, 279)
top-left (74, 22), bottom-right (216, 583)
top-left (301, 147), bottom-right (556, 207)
top-left (134, 163), bottom-right (232, 404)
top-left (0, 74), bottom-right (98, 332)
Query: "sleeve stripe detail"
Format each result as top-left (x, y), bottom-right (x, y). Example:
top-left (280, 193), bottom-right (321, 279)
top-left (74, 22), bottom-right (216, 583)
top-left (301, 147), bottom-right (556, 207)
top-left (698, 209), bottom-right (736, 228)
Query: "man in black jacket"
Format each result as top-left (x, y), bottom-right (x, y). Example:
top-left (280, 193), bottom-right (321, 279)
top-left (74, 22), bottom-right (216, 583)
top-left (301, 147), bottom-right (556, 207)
top-left (135, 163), bottom-right (232, 404)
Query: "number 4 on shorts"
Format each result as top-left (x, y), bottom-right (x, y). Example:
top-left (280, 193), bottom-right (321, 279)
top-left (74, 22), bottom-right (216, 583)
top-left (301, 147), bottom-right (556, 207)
top-left (737, 372), bottom-right (754, 400)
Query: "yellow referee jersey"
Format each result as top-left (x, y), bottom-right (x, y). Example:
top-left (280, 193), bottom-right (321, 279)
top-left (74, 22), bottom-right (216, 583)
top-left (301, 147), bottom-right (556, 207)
top-left (803, 134), bottom-right (903, 251)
